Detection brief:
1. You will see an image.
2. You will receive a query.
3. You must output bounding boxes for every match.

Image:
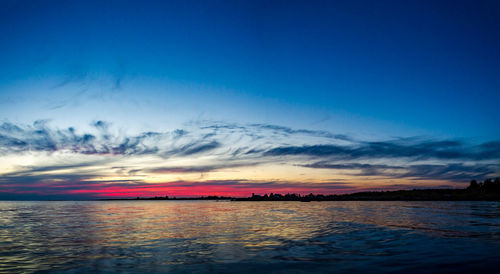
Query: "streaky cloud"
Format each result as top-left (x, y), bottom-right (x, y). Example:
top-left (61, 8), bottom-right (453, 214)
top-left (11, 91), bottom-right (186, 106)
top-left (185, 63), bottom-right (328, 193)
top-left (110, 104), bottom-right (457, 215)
top-left (303, 161), bottom-right (500, 182)
top-left (176, 141), bottom-right (221, 156)
top-left (0, 121), bottom-right (211, 157)
top-left (264, 138), bottom-right (500, 161)
top-left (1, 119), bottom-right (499, 198)
top-left (249, 123), bottom-right (352, 141)
top-left (148, 162), bottom-right (260, 174)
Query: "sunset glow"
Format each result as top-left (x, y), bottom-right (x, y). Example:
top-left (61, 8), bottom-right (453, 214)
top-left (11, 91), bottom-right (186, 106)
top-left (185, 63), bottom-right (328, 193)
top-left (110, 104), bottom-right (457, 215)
top-left (0, 0), bottom-right (499, 199)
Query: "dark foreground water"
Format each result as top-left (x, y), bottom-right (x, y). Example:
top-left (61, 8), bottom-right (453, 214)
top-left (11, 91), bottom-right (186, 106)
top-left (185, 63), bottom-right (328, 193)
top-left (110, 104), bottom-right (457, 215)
top-left (0, 201), bottom-right (499, 273)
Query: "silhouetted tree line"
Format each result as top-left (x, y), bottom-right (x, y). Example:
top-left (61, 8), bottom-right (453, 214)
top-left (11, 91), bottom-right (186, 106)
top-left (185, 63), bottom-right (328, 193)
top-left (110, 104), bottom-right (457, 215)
top-left (104, 178), bottom-right (500, 201)
top-left (233, 178), bottom-right (500, 201)
top-left (133, 195), bottom-right (233, 200)
top-left (467, 178), bottom-right (500, 193)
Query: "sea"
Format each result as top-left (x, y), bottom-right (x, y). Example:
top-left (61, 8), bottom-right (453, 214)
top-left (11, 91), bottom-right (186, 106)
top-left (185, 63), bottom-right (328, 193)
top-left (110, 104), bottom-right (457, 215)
top-left (1, 200), bottom-right (499, 273)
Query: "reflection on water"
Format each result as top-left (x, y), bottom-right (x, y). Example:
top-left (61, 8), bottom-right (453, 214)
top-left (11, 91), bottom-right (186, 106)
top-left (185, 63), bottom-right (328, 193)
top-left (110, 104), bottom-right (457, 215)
top-left (1, 201), bottom-right (499, 273)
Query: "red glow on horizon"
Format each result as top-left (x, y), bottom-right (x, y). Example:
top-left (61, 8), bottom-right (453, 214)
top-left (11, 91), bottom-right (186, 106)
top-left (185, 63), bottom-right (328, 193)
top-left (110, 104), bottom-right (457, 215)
top-left (55, 182), bottom-right (359, 198)
top-left (1, 180), bottom-right (453, 199)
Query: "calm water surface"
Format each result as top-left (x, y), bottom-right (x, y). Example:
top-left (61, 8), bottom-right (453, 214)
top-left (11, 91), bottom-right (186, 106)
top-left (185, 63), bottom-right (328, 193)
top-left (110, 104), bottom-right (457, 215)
top-left (0, 201), bottom-right (499, 273)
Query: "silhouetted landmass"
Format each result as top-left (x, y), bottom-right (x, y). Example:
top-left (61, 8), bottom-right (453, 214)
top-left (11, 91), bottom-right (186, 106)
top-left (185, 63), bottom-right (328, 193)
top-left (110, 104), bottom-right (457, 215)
top-left (102, 178), bottom-right (500, 201)
top-left (234, 178), bottom-right (500, 201)
top-left (101, 195), bottom-right (233, 201)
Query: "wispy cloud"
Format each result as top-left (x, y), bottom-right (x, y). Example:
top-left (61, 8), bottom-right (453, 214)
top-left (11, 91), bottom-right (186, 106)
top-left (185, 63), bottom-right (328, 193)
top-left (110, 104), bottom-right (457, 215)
top-left (249, 123), bottom-right (352, 141)
top-left (303, 162), bottom-right (499, 182)
top-left (1, 120), bottom-right (499, 198)
top-left (148, 161), bottom-right (260, 174)
top-left (171, 140), bottom-right (221, 156)
top-left (0, 121), bottom-right (204, 157)
top-left (263, 139), bottom-right (500, 161)
top-left (2, 120), bottom-right (499, 162)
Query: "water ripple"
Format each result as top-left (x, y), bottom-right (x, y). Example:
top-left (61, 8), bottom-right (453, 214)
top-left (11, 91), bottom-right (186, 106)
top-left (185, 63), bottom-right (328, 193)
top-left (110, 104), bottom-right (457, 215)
top-left (0, 201), bottom-right (499, 273)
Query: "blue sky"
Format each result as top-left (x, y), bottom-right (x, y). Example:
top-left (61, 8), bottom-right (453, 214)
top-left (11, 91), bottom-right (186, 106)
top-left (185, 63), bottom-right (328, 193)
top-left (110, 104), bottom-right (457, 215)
top-left (0, 0), bottom-right (499, 198)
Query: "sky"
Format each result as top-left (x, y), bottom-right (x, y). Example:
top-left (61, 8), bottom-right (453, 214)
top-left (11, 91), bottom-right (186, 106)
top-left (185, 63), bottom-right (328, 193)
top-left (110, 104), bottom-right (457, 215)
top-left (0, 0), bottom-right (499, 199)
